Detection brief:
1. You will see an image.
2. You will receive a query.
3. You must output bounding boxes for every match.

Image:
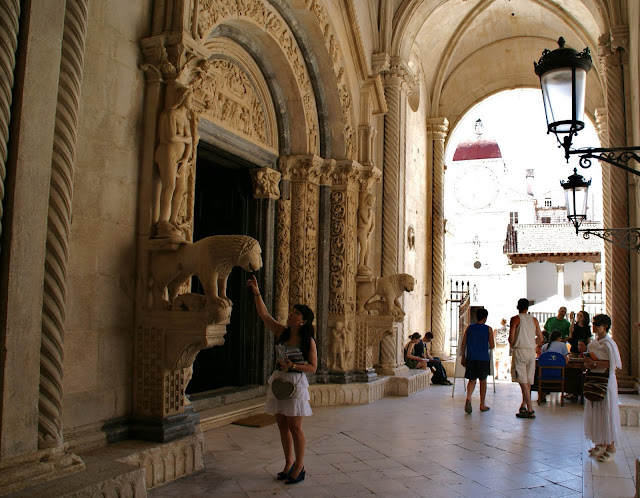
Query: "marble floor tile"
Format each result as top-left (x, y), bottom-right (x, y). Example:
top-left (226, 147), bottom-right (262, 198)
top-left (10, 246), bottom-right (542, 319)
top-left (150, 382), bottom-right (639, 497)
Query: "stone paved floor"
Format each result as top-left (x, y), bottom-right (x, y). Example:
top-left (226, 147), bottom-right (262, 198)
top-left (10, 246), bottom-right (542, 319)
top-left (151, 381), bottom-right (639, 497)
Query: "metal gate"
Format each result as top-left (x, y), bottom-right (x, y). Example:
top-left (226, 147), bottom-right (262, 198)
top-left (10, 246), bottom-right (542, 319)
top-left (447, 280), bottom-right (471, 357)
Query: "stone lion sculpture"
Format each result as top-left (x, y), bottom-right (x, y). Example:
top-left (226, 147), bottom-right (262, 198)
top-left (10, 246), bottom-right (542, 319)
top-left (150, 235), bottom-right (262, 313)
top-left (363, 273), bottom-right (415, 320)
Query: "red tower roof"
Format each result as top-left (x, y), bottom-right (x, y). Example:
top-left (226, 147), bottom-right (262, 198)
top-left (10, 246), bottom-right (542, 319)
top-left (452, 138), bottom-right (502, 161)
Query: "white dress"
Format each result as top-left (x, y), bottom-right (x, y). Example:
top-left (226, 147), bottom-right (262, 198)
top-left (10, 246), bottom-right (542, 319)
top-left (584, 334), bottom-right (622, 444)
top-left (265, 342), bottom-right (313, 417)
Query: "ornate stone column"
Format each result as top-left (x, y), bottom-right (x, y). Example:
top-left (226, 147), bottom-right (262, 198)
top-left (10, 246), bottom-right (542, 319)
top-left (315, 159), bottom-right (336, 381)
top-left (327, 160), bottom-right (361, 382)
top-left (278, 154), bottom-right (323, 311)
top-left (381, 58), bottom-right (412, 277)
top-left (0, 0), bottom-right (20, 249)
top-left (428, 117), bottom-right (449, 356)
top-left (556, 264), bottom-right (565, 297)
top-left (598, 29), bottom-right (631, 374)
top-left (0, 1), bottom-right (88, 493)
top-left (274, 166), bottom-right (292, 323)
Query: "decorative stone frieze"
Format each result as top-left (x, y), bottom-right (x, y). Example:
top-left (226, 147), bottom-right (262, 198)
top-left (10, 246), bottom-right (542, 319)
top-left (251, 167), bottom-right (281, 199)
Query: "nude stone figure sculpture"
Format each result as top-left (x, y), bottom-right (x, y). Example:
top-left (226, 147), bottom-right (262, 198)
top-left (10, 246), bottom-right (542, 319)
top-left (357, 192), bottom-right (375, 275)
top-left (154, 86), bottom-right (195, 240)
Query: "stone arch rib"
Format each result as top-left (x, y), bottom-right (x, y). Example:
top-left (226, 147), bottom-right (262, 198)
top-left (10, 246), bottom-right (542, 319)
top-left (0, 1), bottom-right (20, 254)
top-left (39, 0), bottom-right (89, 449)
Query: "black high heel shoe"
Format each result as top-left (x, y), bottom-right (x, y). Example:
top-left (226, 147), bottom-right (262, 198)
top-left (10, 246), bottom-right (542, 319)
top-left (285, 467), bottom-right (305, 484)
top-left (276, 465), bottom-right (293, 480)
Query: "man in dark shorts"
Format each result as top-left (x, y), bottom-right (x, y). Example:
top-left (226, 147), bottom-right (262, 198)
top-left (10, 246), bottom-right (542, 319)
top-left (460, 308), bottom-right (494, 414)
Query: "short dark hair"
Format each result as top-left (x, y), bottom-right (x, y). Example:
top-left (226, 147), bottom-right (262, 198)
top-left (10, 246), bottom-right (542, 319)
top-left (517, 298), bottom-right (529, 312)
top-left (424, 331), bottom-right (434, 341)
top-left (476, 308), bottom-right (488, 321)
top-left (593, 313), bottom-right (612, 332)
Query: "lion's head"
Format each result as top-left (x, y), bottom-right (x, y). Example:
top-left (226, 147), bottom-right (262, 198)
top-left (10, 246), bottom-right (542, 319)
top-left (402, 274), bottom-right (415, 293)
top-left (238, 239), bottom-right (263, 273)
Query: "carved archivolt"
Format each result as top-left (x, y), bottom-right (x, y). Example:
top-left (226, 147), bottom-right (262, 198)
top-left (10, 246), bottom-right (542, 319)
top-left (304, 0), bottom-right (355, 159)
top-left (196, 0), bottom-right (318, 155)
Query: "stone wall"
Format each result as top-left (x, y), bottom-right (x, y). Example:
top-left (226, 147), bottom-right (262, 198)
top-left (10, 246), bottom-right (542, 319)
top-left (63, 1), bottom-right (150, 442)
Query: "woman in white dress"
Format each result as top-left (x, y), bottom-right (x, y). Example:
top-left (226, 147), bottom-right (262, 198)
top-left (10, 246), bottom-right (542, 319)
top-left (247, 275), bottom-right (317, 484)
top-left (583, 314), bottom-right (622, 462)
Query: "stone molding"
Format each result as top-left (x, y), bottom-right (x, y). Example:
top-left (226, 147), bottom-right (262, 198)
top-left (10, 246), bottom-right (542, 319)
top-left (0, 0), bottom-right (19, 250)
top-left (38, 0), bottom-right (89, 456)
top-left (309, 378), bottom-right (388, 406)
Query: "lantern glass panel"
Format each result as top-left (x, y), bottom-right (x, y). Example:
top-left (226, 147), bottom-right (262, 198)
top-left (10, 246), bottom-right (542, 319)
top-left (541, 67), bottom-right (587, 133)
top-left (563, 182), bottom-right (589, 222)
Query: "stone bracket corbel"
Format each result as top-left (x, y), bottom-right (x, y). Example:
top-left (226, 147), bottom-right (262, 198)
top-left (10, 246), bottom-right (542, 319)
top-left (143, 312), bottom-right (228, 371)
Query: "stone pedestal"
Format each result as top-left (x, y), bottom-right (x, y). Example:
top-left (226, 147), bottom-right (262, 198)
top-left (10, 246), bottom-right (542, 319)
top-left (354, 314), bottom-right (408, 381)
top-left (132, 312), bottom-right (227, 442)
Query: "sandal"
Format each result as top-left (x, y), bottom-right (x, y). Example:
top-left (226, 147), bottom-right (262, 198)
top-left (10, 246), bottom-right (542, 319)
top-left (589, 445), bottom-right (606, 457)
top-left (598, 451), bottom-right (615, 462)
top-left (516, 410), bottom-right (535, 418)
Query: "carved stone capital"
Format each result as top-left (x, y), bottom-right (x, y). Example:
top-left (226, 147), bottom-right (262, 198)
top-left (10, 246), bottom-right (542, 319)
top-left (278, 154), bottom-right (324, 184)
top-left (359, 165), bottom-right (382, 192)
top-left (384, 57), bottom-right (416, 94)
top-left (372, 52), bottom-right (390, 74)
top-left (332, 160), bottom-right (363, 189)
top-left (319, 159), bottom-right (337, 186)
top-left (610, 25), bottom-right (629, 54)
top-left (427, 117), bottom-right (449, 141)
top-left (251, 167), bottom-right (281, 199)
top-left (140, 33), bottom-right (209, 86)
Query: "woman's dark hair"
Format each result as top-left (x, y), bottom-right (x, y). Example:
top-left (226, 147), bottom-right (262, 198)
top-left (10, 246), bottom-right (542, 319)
top-left (410, 332), bottom-right (421, 340)
top-left (580, 310), bottom-right (590, 325)
top-left (542, 330), bottom-right (550, 343)
top-left (549, 330), bottom-right (562, 343)
top-left (278, 304), bottom-right (315, 361)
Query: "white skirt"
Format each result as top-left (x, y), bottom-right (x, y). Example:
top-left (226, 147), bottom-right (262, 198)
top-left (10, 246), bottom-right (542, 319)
top-left (264, 370), bottom-right (313, 417)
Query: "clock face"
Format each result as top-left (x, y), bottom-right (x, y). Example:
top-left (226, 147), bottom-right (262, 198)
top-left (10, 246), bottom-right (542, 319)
top-left (454, 166), bottom-right (499, 210)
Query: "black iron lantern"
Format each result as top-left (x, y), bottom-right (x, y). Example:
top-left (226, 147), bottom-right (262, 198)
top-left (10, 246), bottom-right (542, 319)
top-left (534, 37), bottom-right (592, 159)
top-left (560, 169), bottom-right (591, 233)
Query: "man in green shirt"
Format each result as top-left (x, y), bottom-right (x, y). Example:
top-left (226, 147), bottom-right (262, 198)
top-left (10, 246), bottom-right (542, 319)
top-left (543, 307), bottom-right (571, 341)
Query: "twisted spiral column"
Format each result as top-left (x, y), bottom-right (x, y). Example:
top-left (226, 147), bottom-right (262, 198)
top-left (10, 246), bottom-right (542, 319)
top-left (381, 70), bottom-right (403, 277)
top-left (598, 32), bottom-right (630, 375)
top-left (428, 118), bottom-right (448, 356)
top-left (39, 0), bottom-right (89, 448)
top-left (0, 1), bottom-right (20, 253)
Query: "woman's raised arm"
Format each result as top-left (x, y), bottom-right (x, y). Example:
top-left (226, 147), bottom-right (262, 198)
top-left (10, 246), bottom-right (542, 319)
top-left (247, 275), bottom-right (286, 336)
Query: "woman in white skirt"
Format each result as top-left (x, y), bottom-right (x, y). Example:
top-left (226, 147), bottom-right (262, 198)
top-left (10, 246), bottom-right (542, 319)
top-left (583, 314), bottom-right (622, 462)
top-left (247, 275), bottom-right (317, 484)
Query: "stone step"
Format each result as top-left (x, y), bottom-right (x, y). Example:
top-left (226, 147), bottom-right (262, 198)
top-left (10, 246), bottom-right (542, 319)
top-left (199, 396), bottom-right (268, 431)
top-left (6, 455), bottom-right (145, 498)
top-left (619, 394), bottom-right (640, 426)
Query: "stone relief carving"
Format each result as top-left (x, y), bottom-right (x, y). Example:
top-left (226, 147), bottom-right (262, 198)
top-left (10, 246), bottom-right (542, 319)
top-left (328, 321), bottom-right (354, 372)
top-left (150, 235), bottom-right (262, 323)
top-left (251, 167), bottom-right (280, 199)
top-left (363, 273), bottom-right (415, 320)
top-left (196, 0), bottom-right (318, 155)
top-left (357, 191), bottom-right (375, 275)
top-left (154, 86), bottom-right (198, 241)
top-left (192, 59), bottom-right (271, 147)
